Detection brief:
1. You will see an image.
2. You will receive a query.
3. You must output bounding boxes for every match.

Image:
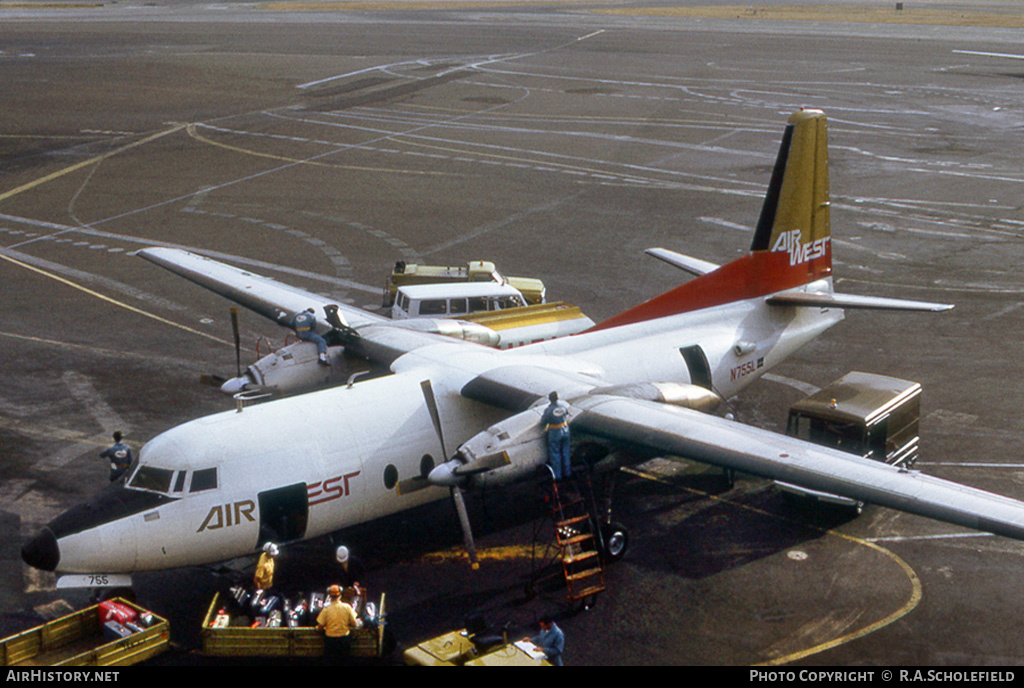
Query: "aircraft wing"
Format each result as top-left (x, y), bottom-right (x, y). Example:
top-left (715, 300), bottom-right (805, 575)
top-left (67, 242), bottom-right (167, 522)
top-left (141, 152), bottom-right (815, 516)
top-left (564, 393), bottom-right (1024, 541)
top-left (138, 247), bottom-right (389, 330)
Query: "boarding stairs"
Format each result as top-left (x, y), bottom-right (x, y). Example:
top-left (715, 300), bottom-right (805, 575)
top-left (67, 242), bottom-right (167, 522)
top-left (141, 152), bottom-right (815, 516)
top-left (538, 471), bottom-right (606, 606)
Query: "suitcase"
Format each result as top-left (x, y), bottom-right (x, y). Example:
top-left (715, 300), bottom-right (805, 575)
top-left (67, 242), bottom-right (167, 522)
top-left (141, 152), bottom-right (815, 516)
top-left (99, 600), bottom-right (137, 626)
top-left (102, 621), bottom-right (134, 641)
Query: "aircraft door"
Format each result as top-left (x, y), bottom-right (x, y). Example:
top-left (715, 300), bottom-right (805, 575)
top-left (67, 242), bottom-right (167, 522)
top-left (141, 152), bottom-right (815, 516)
top-left (257, 483), bottom-right (308, 547)
top-left (679, 345), bottom-right (713, 390)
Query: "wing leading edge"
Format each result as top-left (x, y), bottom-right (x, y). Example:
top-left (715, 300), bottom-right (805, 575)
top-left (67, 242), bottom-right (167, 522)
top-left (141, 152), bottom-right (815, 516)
top-left (138, 247), bottom-right (388, 330)
top-left (570, 394), bottom-right (1024, 541)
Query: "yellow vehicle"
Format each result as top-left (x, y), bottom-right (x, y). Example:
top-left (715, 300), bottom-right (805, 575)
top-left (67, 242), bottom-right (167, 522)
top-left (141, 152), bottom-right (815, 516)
top-left (0, 599), bottom-right (169, 667)
top-left (384, 260), bottom-right (546, 306)
top-left (200, 591), bottom-right (389, 660)
top-left (403, 627), bottom-right (551, 666)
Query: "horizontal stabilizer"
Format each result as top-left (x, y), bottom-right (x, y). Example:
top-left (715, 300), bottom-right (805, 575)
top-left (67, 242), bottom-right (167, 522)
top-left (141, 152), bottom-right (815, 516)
top-left (767, 290), bottom-right (953, 312)
top-left (645, 248), bottom-right (719, 277)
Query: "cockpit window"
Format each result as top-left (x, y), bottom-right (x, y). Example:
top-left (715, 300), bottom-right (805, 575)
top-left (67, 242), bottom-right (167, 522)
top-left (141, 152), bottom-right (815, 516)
top-left (190, 468), bottom-right (218, 493)
top-left (128, 466), bottom-right (175, 493)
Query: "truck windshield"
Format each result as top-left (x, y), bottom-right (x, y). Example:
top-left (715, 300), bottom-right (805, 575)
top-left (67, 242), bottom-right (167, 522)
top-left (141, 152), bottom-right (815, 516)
top-left (789, 413), bottom-right (865, 456)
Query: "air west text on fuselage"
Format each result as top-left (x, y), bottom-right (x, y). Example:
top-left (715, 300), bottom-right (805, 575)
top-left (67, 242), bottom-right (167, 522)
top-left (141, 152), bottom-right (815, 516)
top-left (196, 471), bottom-right (361, 533)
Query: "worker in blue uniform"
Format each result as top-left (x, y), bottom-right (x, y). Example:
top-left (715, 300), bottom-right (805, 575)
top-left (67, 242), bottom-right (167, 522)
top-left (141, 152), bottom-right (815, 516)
top-left (541, 391), bottom-right (572, 481)
top-left (528, 617), bottom-right (565, 665)
top-left (289, 308), bottom-right (330, 366)
top-left (99, 431), bottom-right (133, 482)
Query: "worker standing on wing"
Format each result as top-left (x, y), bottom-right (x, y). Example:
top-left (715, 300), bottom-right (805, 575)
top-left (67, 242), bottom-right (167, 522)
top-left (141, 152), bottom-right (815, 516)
top-left (541, 391), bottom-right (572, 481)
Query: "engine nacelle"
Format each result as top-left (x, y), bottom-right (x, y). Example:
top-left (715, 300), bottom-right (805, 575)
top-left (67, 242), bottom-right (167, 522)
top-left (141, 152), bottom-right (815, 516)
top-left (589, 382), bottom-right (722, 413)
top-left (220, 341), bottom-right (351, 396)
top-left (430, 405), bottom-right (553, 489)
top-left (390, 318), bottom-right (500, 347)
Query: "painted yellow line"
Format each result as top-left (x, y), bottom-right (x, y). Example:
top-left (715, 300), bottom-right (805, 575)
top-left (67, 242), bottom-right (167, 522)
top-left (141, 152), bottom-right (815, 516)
top-left (757, 534), bottom-right (921, 666)
top-left (0, 329), bottom-right (155, 360)
top-left (622, 465), bottom-right (922, 665)
top-left (0, 125), bottom-right (185, 203)
top-left (0, 252), bottom-right (234, 348)
top-left (419, 544), bottom-right (538, 564)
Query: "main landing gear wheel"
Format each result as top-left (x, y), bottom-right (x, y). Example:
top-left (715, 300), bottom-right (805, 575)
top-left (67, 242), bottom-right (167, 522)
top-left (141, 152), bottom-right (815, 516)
top-left (599, 522), bottom-right (629, 563)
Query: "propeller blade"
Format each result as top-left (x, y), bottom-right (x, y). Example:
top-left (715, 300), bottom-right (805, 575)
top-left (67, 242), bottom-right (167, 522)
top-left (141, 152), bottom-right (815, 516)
top-left (420, 379), bottom-right (447, 458)
top-left (230, 307), bottom-right (241, 377)
top-left (450, 486), bottom-right (479, 570)
top-left (420, 379), bottom-right (478, 568)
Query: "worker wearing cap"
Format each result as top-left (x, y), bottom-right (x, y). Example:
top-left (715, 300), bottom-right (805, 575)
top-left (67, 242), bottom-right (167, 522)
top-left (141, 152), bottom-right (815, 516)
top-left (317, 584), bottom-right (361, 663)
top-left (254, 542), bottom-right (278, 591)
top-left (541, 391), bottom-right (572, 481)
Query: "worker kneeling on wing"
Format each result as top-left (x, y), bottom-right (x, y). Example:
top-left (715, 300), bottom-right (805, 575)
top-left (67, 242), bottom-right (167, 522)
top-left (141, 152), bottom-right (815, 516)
top-left (317, 584), bottom-right (362, 664)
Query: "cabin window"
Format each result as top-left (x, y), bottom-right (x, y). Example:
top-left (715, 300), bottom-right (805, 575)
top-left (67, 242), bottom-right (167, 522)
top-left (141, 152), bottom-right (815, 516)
top-left (129, 466), bottom-right (175, 494)
top-left (419, 299), bottom-right (447, 316)
top-left (190, 467), bottom-right (218, 493)
top-left (383, 464), bottom-right (398, 490)
top-left (448, 298), bottom-right (468, 315)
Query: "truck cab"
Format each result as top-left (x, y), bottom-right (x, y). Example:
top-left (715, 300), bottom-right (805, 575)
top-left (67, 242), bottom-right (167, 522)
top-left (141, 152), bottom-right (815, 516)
top-left (778, 371), bottom-right (922, 508)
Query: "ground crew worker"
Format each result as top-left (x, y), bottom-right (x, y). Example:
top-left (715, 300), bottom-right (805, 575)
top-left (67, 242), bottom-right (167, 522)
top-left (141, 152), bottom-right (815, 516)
top-left (254, 542), bottom-right (278, 591)
top-left (335, 546), bottom-right (366, 614)
top-left (288, 308), bottom-right (329, 366)
top-left (527, 617), bottom-right (565, 665)
top-left (317, 584), bottom-right (362, 663)
top-left (541, 391), bottom-right (572, 481)
top-left (99, 431), bottom-right (133, 483)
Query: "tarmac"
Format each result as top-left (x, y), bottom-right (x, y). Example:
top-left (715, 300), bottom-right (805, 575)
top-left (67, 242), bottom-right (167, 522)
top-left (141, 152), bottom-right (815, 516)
top-left (2, 0), bottom-right (1024, 666)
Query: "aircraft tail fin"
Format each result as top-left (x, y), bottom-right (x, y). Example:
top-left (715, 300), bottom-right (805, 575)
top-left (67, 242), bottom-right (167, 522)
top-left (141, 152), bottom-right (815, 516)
top-left (592, 109), bottom-right (832, 330)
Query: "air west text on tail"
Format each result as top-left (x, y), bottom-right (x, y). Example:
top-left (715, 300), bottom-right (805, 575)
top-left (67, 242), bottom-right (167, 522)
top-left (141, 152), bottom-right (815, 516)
top-left (25, 109), bottom-right (1024, 591)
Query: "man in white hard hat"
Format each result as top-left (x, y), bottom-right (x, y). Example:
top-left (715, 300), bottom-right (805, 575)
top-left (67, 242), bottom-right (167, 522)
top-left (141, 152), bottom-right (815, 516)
top-left (254, 542), bottom-right (279, 591)
top-left (335, 545), bottom-right (366, 615)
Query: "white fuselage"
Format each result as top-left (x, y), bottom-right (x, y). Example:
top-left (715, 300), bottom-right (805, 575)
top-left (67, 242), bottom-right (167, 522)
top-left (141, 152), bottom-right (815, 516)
top-left (51, 289), bottom-right (842, 574)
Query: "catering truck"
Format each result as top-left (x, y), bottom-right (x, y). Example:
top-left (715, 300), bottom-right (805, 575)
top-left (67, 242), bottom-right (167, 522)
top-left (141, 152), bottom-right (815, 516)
top-left (776, 371), bottom-right (922, 509)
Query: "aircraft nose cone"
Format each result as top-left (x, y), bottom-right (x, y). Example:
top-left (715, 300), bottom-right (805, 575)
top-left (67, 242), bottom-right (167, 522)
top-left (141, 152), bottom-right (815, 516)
top-left (22, 527), bottom-right (60, 572)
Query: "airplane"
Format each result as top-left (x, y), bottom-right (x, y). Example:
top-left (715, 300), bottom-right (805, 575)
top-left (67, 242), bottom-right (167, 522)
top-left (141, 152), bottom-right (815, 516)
top-left (21, 108), bottom-right (1024, 591)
